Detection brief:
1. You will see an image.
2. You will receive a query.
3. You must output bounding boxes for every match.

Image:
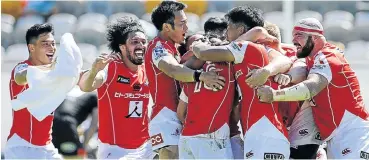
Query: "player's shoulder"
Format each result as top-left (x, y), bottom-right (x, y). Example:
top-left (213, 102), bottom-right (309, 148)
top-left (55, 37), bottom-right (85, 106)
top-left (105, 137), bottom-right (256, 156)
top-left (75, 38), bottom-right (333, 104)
top-left (12, 60), bottom-right (30, 74)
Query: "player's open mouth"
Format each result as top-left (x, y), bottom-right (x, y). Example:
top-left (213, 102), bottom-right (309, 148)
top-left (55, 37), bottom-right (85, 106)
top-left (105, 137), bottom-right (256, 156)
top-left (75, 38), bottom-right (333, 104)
top-left (134, 49), bottom-right (144, 59)
top-left (46, 53), bottom-right (54, 61)
top-left (294, 43), bottom-right (302, 51)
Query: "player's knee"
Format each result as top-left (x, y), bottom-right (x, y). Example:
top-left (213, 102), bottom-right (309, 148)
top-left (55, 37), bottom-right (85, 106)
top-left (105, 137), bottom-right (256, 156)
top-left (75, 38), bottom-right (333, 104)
top-left (290, 144), bottom-right (320, 159)
top-left (158, 145), bottom-right (178, 159)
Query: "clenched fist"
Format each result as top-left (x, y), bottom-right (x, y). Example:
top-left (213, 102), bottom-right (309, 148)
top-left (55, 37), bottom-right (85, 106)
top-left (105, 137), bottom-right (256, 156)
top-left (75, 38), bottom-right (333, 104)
top-left (256, 85), bottom-right (274, 103)
top-left (274, 74), bottom-right (291, 86)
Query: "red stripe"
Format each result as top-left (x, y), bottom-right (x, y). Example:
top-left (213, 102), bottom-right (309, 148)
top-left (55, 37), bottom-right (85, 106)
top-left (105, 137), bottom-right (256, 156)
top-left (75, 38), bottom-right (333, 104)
top-left (294, 26), bottom-right (323, 35)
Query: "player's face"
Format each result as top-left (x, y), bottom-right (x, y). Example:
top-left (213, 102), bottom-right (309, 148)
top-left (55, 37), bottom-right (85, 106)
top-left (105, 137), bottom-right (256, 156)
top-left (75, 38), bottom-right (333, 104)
top-left (30, 33), bottom-right (56, 65)
top-left (226, 23), bottom-right (242, 42)
top-left (125, 31), bottom-right (147, 65)
top-left (292, 31), bottom-right (315, 58)
top-left (168, 10), bottom-right (188, 44)
top-left (208, 29), bottom-right (226, 41)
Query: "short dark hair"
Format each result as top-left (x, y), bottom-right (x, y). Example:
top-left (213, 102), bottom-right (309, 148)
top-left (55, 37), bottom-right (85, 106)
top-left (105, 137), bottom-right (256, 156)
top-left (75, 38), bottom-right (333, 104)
top-left (151, 1), bottom-right (186, 31)
top-left (225, 5), bottom-right (264, 33)
top-left (25, 23), bottom-right (54, 45)
top-left (204, 17), bottom-right (227, 34)
top-left (106, 16), bottom-right (145, 53)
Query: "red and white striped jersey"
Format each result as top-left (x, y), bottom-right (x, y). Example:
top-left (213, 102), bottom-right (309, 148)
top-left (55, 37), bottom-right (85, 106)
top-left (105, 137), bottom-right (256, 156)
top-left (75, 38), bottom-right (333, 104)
top-left (97, 59), bottom-right (150, 149)
top-left (305, 43), bottom-right (369, 140)
top-left (8, 60), bottom-right (54, 146)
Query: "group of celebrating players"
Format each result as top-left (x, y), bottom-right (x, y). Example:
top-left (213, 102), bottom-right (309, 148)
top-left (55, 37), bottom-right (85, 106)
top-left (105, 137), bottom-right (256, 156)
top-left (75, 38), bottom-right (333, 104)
top-left (4, 0), bottom-right (369, 159)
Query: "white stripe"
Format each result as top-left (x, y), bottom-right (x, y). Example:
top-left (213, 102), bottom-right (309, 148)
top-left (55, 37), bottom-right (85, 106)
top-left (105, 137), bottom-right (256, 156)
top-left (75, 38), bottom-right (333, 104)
top-left (106, 89), bottom-right (116, 143)
top-left (326, 86), bottom-right (337, 128)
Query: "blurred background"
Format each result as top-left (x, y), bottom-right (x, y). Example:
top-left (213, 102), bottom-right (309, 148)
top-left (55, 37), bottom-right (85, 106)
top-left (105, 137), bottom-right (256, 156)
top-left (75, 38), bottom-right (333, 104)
top-left (1, 0), bottom-right (369, 158)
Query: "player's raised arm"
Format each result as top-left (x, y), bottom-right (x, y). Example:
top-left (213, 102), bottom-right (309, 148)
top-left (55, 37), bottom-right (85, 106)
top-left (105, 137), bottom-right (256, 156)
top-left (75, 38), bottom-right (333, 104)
top-left (192, 41), bottom-right (236, 62)
top-left (78, 53), bottom-right (113, 92)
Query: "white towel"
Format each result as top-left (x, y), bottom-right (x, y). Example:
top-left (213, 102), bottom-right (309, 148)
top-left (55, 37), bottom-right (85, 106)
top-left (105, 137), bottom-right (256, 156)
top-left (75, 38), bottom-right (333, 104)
top-left (11, 33), bottom-right (83, 121)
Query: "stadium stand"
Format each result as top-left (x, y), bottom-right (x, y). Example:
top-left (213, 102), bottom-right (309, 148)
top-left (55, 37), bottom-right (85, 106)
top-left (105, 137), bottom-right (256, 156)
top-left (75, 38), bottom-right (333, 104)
top-left (47, 13), bottom-right (77, 43)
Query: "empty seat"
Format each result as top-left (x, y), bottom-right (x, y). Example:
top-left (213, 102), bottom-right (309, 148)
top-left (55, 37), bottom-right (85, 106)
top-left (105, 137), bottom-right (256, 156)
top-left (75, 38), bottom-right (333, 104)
top-left (324, 10), bottom-right (354, 23)
top-left (264, 11), bottom-right (286, 31)
top-left (2, 46), bottom-right (5, 63)
top-left (187, 22), bottom-right (200, 35)
top-left (99, 44), bottom-right (110, 54)
top-left (75, 23), bottom-right (107, 47)
top-left (141, 13), bottom-right (152, 22)
top-left (139, 20), bottom-right (157, 41)
top-left (47, 13), bottom-right (77, 43)
top-left (77, 43), bottom-right (98, 70)
top-left (185, 12), bottom-right (200, 24)
top-left (233, 1), bottom-right (282, 13)
top-left (200, 12), bottom-right (226, 28)
top-left (86, 1), bottom-right (113, 17)
top-left (2, 22), bottom-right (14, 48)
top-left (56, 1), bottom-right (86, 17)
top-left (354, 12), bottom-right (369, 41)
top-left (79, 13), bottom-right (108, 25)
top-left (294, 10), bottom-right (323, 22)
top-left (13, 15), bottom-right (45, 44)
top-left (111, 1), bottom-right (146, 17)
top-left (2, 14), bottom-right (16, 26)
top-left (324, 20), bottom-right (353, 43)
top-left (3, 44), bottom-right (29, 72)
top-left (207, 1), bottom-right (234, 12)
top-left (109, 12), bottom-right (138, 22)
top-left (344, 40), bottom-right (369, 63)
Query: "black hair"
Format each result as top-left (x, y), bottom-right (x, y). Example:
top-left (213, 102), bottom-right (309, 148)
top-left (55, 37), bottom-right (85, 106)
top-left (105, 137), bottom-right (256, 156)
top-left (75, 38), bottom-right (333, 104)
top-left (204, 17), bottom-right (227, 34)
top-left (106, 16), bottom-right (145, 53)
top-left (225, 5), bottom-right (264, 33)
top-left (151, 1), bottom-right (186, 31)
top-left (25, 23), bottom-right (54, 45)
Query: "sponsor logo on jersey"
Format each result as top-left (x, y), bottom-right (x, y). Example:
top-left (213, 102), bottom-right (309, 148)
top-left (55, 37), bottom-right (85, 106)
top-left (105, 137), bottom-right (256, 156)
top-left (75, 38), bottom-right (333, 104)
top-left (360, 151), bottom-right (369, 159)
top-left (133, 83), bottom-right (141, 91)
top-left (171, 128), bottom-right (181, 136)
top-left (264, 153), bottom-right (284, 160)
top-left (153, 45), bottom-right (167, 61)
top-left (298, 128), bottom-right (309, 136)
top-left (315, 132), bottom-right (322, 140)
top-left (151, 133), bottom-right (164, 146)
top-left (342, 148), bottom-right (351, 156)
top-left (117, 75), bottom-right (130, 84)
top-left (245, 150), bottom-right (254, 159)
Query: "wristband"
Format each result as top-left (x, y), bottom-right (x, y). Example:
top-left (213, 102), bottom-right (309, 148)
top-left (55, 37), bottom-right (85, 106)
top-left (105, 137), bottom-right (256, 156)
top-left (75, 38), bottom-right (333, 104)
top-left (272, 82), bottom-right (311, 101)
top-left (194, 70), bottom-right (202, 82)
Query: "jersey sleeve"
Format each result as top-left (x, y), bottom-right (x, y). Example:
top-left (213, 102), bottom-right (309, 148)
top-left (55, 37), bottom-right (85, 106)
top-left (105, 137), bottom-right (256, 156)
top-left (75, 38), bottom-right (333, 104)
top-left (13, 63), bottom-right (28, 80)
top-left (225, 41), bottom-right (250, 64)
top-left (309, 53), bottom-right (332, 82)
top-left (152, 43), bottom-right (173, 67)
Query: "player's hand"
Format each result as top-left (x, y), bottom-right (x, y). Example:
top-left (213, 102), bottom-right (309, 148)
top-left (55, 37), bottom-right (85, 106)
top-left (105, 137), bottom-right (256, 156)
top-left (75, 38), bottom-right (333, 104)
top-left (200, 69), bottom-right (226, 91)
top-left (256, 85), bottom-right (274, 103)
top-left (91, 53), bottom-right (114, 72)
top-left (245, 68), bottom-right (271, 88)
top-left (274, 74), bottom-right (291, 86)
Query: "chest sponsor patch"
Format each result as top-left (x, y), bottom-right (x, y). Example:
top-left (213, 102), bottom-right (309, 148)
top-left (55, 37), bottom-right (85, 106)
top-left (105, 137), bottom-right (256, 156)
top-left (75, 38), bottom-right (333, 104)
top-left (117, 75), bottom-right (130, 84)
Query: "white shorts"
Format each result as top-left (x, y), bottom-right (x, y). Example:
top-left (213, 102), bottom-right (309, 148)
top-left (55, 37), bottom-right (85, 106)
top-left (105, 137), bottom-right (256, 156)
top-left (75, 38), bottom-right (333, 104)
top-left (97, 141), bottom-right (156, 159)
top-left (4, 146), bottom-right (62, 159)
top-left (179, 136), bottom-right (233, 159)
top-left (288, 101), bottom-right (322, 147)
top-left (326, 127), bottom-right (369, 159)
top-left (4, 134), bottom-right (62, 159)
top-left (149, 107), bottom-right (182, 151)
top-left (316, 146), bottom-right (327, 160)
top-left (243, 116), bottom-right (290, 159)
top-left (231, 134), bottom-right (244, 159)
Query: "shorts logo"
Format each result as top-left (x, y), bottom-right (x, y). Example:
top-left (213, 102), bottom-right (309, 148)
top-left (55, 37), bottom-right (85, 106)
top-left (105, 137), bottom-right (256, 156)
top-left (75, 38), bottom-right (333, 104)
top-left (117, 75), bottom-right (130, 84)
top-left (360, 151), bottom-right (369, 159)
top-left (245, 150), bottom-right (254, 159)
top-left (342, 148), bottom-right (351, 156)
top-left (298, 129), bottom-right (309, 136)
top-left (315, 132), bottom-right (322, 140)
top-left (171, 128), bottom-right (181, 136)
top-left (264, 153), bottom-right (284, 160)
top-left (151, 133), bottom-right (164, 146)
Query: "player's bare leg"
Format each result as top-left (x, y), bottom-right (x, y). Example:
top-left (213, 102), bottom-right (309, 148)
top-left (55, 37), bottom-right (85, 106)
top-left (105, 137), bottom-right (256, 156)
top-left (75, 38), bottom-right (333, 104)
top-left (158, 145), bottom-right (178, 159)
